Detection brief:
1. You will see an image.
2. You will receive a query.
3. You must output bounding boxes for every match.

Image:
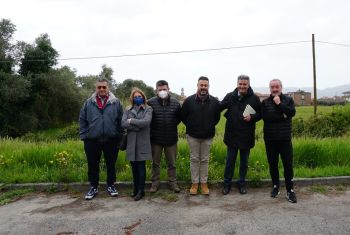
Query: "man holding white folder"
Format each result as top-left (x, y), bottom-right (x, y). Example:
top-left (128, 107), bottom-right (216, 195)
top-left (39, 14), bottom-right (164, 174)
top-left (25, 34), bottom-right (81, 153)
top-left (220, 75), bottom-right (261, 195)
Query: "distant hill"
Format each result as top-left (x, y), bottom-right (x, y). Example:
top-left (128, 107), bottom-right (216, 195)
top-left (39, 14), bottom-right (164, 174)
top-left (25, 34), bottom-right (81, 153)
top-left (253, 84), bottom-right (350, 98)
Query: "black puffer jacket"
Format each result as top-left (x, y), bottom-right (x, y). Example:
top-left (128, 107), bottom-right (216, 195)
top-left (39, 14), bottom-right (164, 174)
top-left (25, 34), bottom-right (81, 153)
top-left (221, 87), bottom-right (261, 149)
top-left (147, 96), bottom-right (181, 145)
top-left (181, 94), bottom-right (221, 139)
top-left (261, 93), bottom-right (296, 142)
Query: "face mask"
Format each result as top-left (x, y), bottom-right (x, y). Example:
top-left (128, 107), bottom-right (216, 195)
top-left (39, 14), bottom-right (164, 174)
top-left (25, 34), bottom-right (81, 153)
top-left (134, 96), bottom-right (144, 106)
top-left (158, 90), bottom-right (168, 99)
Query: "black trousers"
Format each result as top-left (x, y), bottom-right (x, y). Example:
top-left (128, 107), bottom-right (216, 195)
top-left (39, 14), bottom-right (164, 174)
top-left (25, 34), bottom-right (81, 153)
top-left (84, 139), bottom-right (119, 187)
top-left (265, 141), bottom-right (294, 192)
top-left (131, 161), bottom-right (146, 193)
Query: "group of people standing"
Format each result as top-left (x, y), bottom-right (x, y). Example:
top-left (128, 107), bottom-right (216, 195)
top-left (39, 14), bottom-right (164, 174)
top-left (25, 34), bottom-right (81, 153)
top-left (79, 75), bottom-right (297, 203)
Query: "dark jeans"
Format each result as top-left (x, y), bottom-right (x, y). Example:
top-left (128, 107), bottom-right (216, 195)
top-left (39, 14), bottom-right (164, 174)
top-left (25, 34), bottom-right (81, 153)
top-left (84, 139), bottom-right (119, 187)
top-left (131, 161), bottom-right (146, 193)
top-left (265, 141), bottom-right (294, 192)
top-left (223, 146), bottom-right (250, 187)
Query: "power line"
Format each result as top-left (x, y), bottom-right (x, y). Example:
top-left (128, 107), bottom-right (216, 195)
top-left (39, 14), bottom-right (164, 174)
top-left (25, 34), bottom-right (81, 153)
top-left (0, 40), bottom-right (310, 63)
top-left (1, 39), bottom-right (349, 63)
top-left (316, 40), bottom-right (350, 47)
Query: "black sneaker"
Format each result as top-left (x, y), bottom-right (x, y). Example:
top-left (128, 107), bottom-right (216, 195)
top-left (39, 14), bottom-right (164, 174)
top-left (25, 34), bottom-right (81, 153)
top-left (222, 186), bottom-right (231, 195)
top-left (85, 186), bottom-right (98, 200)
top-left (271, 185), bottom-right (280, 198)
top-left (238, 185), bottom-right (247, 195)
top-left (286, 190), bottom-right (297, 203)
top-left (107, 185), bottom-right (119, 197)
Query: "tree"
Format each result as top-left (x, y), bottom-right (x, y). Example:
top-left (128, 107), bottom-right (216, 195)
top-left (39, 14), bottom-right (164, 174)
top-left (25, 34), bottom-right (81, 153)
top-left (19, 33), bottom-right (58, 76)
top-left (0, 19), bottom-right (16, 73)
top-left (115, 79), bottom-right (155, 103)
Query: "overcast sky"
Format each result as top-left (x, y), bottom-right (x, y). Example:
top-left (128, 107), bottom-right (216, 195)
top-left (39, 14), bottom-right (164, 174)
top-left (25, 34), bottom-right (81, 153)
top-left (1, 0), bottom-right (350, 98)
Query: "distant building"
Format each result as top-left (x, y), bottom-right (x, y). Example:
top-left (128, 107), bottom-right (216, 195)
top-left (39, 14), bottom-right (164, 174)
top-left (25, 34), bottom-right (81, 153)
top-left (255, 92), bottom-right (269, 102)
top-left (287, 90), bottom-right (312, 106)
top-left (343, 91), bottom-right (350, 102)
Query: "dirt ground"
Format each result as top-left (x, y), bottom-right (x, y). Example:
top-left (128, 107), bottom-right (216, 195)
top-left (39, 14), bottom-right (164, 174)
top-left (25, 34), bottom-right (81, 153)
top-left (0, 185), bottom-right (349, 235)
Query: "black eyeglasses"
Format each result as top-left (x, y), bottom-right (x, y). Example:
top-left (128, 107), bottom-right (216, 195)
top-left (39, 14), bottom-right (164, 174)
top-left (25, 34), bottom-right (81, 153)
top-left (97, 86), bottom-right (107, 89)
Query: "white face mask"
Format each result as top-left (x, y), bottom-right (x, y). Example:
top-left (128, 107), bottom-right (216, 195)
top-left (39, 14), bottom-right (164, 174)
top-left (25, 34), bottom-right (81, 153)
top-left (158, 90), bottom-right (169, 99)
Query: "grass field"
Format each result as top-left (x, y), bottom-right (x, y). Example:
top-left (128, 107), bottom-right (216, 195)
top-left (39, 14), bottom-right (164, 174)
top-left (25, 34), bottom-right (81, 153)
top-left (0, 105), bottom-right (349, 184)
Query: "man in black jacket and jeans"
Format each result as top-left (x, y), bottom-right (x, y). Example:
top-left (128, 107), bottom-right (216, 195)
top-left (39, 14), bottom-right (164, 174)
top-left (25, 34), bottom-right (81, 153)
top-left (221, 75), bottom-right (261, 195)
top-left (261, 79), bottom-right (297, 203)
top-left (147, 80), bottom-right (181, 193)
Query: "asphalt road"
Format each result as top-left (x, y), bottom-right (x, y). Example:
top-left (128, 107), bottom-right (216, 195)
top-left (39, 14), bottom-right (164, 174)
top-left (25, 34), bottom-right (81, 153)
top-left (0, 186), bottom-right (349, 235)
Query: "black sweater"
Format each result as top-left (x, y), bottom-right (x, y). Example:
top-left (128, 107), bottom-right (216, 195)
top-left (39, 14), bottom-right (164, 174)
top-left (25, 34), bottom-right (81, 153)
top-left (181, 94), bottom-right (221, 139)
top-left (261, 94), bottom-right (296, 142)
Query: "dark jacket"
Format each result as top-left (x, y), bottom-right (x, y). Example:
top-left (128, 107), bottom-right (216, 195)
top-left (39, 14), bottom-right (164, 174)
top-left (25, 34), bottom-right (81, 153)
top-left (181, 94), bottom-right (221, 139)
top-left (79, 92), bottom-right (123, 141)
top-left (147, 96), bottom-right (181, 146)
top-left (221, 87), bottom-right (261, 149)
top-left (121, 105), bottom-right (153, 161)
top-left (261, 93), bottom-right (296, 142)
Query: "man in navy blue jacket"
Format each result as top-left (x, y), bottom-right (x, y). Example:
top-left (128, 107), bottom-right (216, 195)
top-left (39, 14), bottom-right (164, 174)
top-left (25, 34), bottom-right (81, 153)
top-left (79, 78), bottom-right (123, 200)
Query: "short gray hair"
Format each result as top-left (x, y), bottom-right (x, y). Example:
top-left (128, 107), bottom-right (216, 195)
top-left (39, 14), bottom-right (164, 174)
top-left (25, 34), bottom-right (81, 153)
top-left (270, 79), bottom-right (282, 87)
top-left (237, 75), bottom-right (250, 81)
top-left (96, 77), bottom-right (110, 86)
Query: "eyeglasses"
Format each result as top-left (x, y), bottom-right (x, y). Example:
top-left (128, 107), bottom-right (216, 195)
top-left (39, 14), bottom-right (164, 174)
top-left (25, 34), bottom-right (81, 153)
top-left (97, 86), bottom-right (107, 90)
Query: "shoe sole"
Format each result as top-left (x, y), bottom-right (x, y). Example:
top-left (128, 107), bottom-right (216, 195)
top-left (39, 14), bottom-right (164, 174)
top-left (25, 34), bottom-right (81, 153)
top-left (108, 192), bottom-right (118, 197)
top-left (85, 194), bottom-right (97, 200)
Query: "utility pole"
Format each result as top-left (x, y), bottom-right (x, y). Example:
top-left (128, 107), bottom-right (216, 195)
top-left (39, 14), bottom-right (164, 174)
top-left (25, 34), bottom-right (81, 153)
top-left (312, 34), bottom-right (317, 115)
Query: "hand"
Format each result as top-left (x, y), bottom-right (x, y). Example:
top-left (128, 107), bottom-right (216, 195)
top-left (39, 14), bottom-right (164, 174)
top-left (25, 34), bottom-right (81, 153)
top-left (273, 95), bottom-right (281, 105)
top-left (127, 118), bottom-right (131, 124)
top-left (244, 115), bottom-right (251, 122)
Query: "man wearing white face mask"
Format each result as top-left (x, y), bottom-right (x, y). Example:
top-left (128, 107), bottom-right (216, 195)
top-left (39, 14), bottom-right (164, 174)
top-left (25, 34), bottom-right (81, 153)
top-left (147, 80), bottom-right (182, 193)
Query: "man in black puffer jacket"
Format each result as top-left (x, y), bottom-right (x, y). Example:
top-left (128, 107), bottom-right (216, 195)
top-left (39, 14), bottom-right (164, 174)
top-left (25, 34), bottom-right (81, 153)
top-left (147, 80), bottom-right (181, 193)
top-left (221, 75), bottom-right (261, 195)
top-left (261, 79), bottom-right (297, 203)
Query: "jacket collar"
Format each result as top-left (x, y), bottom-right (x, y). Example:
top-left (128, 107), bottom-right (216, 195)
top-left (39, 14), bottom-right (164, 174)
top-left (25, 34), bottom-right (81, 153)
top-left (91, 92), bottom-right (118, 104)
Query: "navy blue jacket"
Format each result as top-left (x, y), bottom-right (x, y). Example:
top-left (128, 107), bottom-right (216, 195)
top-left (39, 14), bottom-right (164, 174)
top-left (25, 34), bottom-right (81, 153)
top-left (79, 92), bottom-right (123, 141)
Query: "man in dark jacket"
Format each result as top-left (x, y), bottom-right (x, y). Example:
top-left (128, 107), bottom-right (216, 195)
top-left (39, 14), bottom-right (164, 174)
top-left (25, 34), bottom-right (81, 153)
top-left (221, 75), bottom-right (261, 195)
top-left (147, 80), bottom-right (181, 193)
top-left (181, 76), bottom-right (221, 195)
top-left (261, 79), bottom-right (297, 203)
top-left (79, 78), bottom-right (123, 200)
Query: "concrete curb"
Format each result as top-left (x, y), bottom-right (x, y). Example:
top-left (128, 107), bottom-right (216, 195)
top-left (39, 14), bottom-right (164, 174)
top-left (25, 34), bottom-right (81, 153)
top-left (1, 176), bottom-right (350, 192)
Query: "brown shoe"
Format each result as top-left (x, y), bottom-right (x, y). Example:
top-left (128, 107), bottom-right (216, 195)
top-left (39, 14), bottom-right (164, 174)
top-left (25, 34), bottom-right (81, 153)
top-left (169, 183), bottom-right (180, 193)
top-left (201, 183), bottom-right (210, 195)
top-left (149, 184), bottom-right (158, 193)
top-left (190, 183), bottom-right (199, 195)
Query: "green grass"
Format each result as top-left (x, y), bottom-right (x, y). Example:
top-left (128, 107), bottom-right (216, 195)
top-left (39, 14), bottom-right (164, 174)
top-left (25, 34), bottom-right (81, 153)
top-left (0, 136), bottom-right (349, 184)
top-left (0, 105), bottom-right (348, 184)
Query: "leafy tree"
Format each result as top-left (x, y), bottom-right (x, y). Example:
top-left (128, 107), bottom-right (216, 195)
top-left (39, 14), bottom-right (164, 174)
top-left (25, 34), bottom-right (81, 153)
top-left (115, 78), bottom-right (155, 103)
top-left (19, 33), bottom-right (58, 76)
top-left (0, 19), bottom-right (16, 73)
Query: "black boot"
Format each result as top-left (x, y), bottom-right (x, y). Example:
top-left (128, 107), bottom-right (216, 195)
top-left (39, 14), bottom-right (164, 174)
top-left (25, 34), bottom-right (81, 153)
top-left (131, 188), bottom-right (138, 197)
top-left (134, 190), bottom-right (145, 201)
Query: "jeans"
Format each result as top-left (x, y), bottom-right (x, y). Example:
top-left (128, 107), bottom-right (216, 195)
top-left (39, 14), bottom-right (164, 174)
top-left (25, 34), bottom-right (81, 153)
top-left (84, 139), bottom-right (119, 187)
top-left (131, 161), bottom-right (146, 193)
top-left (223, 146), bottom-right (250, 187)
